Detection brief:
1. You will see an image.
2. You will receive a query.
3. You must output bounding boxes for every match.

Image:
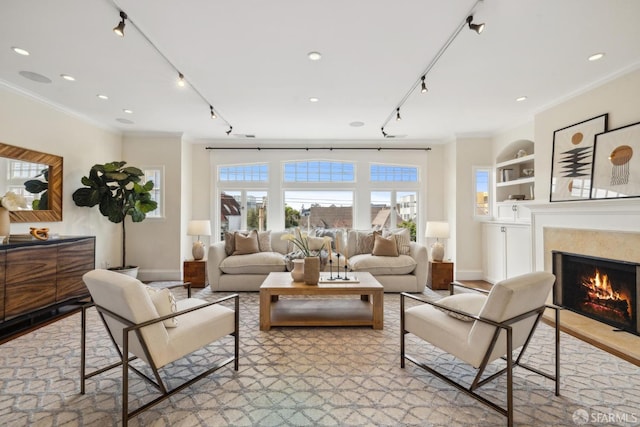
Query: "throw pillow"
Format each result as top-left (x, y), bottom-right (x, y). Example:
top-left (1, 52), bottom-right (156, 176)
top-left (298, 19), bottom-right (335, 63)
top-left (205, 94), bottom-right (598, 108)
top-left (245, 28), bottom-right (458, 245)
top-left (353, 230), bottom-right (380, 256)
top-left (383, 228), bottom-right (411, 255)
top-left (308, 236), bottom-right (327, 251)
top-left (145, 286), bottom-right (178, 328)
top-left (233, 230), bottom-right (260, 255)
top-left (372, 233), bottom-right (399, 257)
top-left (224, 231), bottom-right (236, 256)
top-left (258, 230), bottom-right (272, 252)
top-left (434, 293), bottom-right (487, 322)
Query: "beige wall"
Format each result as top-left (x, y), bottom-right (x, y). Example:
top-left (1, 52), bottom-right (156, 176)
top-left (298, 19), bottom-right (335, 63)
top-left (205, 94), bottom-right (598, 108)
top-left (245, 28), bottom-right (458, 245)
top-left (123, 134), bottom-right (186, 281)
top-left (0, 84), bottom-right (122, 269)
top-left (535, 68), bottom-right (640, 201)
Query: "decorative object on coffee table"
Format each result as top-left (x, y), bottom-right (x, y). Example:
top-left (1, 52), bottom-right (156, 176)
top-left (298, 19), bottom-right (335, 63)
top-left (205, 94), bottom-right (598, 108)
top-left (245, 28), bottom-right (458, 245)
top-left (303, 256), bottom-right (320, 285)
top-left (187, 220), bottom-right (211, 260)
top-left (291, 259), bottom-right (304, 282)
top-left (425, 221), bottom-right (449, 262)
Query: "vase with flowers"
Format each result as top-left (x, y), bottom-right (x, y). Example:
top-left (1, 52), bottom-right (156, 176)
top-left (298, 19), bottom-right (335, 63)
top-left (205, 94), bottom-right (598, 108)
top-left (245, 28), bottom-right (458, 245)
top-left (0, 191), bottom-right (28, 241)
top-left (281, 228), bottom-right (331, 285)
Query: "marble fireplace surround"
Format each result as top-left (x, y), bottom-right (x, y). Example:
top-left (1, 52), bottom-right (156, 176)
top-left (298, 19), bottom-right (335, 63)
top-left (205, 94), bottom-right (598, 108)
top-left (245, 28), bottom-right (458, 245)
top-left (529, 200), bottom-right (640, 365)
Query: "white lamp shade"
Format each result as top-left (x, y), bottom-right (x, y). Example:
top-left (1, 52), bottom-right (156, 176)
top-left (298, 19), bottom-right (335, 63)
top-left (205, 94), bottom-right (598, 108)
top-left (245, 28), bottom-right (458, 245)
top-left (187, 220), bottom-right (211, 237)
top-left (425, 221), bottom-right (450, 239)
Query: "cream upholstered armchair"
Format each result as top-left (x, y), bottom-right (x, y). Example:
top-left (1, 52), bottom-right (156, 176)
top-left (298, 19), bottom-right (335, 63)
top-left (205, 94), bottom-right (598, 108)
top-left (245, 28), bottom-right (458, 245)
top-left (80, 269), bottom-right (239, 426)
top-left (401, 271), bottom-right (560, 427)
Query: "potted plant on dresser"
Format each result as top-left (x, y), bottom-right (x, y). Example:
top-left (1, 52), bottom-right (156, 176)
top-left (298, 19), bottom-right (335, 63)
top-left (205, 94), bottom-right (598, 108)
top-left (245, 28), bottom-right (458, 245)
top-left (72, 161), bottom-right (157, 278)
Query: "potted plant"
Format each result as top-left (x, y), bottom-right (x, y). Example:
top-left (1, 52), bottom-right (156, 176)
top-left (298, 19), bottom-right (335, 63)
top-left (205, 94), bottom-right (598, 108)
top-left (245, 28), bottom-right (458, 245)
top-left (72, 161), bottom-right (157, 277)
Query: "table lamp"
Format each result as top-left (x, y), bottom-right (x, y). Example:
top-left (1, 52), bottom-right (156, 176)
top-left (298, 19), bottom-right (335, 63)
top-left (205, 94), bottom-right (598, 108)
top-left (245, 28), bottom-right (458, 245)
top-left (425, 221), bottom-right (449, 262)
top-left (187, 220), bottom-right (211, 261)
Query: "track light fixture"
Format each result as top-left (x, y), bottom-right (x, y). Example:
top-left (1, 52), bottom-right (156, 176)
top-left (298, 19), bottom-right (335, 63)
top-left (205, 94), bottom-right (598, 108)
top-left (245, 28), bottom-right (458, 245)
top-left (110, 6), bottom-right (233, 135)
top-left (466, 15), bottom-right (485, 34)
top-left (379, 0), bottom-right (484, 137)
top-left (113, 11), bottom-right (127, 37)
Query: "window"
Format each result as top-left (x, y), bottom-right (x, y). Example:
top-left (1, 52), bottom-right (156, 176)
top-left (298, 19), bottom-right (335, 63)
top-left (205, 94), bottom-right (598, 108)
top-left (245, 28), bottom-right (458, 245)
top-left (143, 168), bottom-right (163, 218)
top-left (284, 161), bottom-right (354, 182)
top-left (473, 167), bottom-right (491, 218)
top-left (284, 190), bottom-right (353, 231)
top-left (370, 164), bottom-right (418, 182)
top-left (371, 191), bottom-right (417, 240)
top-left (219, 164), bottom-right (268, 182)
top-left (220, 190), bottom-right (268, 238)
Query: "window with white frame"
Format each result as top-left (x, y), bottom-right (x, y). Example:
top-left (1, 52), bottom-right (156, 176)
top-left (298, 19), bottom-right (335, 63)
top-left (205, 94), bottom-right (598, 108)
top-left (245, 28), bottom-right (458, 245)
top-left (284, 160), bottom-right (354, 182)
top-left (143, 168), bottom-right (163, 218)
top-left (473, 167), bottom-right (491, 218)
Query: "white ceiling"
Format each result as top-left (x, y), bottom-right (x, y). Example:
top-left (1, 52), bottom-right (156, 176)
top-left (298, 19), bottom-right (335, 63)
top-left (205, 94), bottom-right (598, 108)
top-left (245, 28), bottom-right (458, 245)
top-left (1, 0), bottom-right (639, 143)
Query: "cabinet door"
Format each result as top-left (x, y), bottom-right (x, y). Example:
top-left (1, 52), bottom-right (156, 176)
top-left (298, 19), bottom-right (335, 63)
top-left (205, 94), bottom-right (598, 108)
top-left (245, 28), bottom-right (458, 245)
top-left (57, 238), bottom-right (95, 301)
top-left (0, 250), bottom-right (5, 321)
top-left (5, 245), bottom-right (57, 319)
top-left (482, 224), bottom-right (506, 284)
top-left (505, 225), bottom-right (532, 278)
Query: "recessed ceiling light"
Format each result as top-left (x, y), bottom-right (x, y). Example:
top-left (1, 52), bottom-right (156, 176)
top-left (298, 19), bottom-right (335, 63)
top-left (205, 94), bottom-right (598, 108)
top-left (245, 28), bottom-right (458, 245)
top-left (307, 51), bottom-right (322, 61)
top-left (588, 52), bottom-right (605, 61)
top-left (123, 109), bottom-right (133, 114)
top-left (349, 121), bottom-right (365, 127)
top-left (309, 97), bottom-right (319, 103)
top-left (516, 96), bottom-right (527, 102)
top-left (60, 74), bottom-right (75, 81)
top-left (11, 46), bottom-right (30, 56)
top-left (97, 94), bottom-right (109, 100)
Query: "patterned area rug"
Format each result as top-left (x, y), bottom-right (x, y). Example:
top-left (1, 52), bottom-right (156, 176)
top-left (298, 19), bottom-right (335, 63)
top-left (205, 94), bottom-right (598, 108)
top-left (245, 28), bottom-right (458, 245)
top-left (1, 285), bottom-right (639, 426)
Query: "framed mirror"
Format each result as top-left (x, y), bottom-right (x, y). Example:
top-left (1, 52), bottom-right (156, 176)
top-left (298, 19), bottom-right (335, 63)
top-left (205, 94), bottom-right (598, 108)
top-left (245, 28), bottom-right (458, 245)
top-left (0, 142), bottom-right (62, 222)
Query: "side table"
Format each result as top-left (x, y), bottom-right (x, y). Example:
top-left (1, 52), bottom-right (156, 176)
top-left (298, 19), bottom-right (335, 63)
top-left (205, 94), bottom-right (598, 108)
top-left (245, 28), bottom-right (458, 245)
top-left (428, 261), bottom-right (454, 290)
top-left (183, 260), bottom-right (208, 288)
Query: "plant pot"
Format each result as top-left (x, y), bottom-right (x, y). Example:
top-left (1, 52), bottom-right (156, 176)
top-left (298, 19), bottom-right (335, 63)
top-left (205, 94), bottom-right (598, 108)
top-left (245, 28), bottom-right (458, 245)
top-left (109, 266), bottom-right (139, 278)
top-left (291, 259), bottom-right (304, 282)
top-left (303, 256), bottom-right (320, 285)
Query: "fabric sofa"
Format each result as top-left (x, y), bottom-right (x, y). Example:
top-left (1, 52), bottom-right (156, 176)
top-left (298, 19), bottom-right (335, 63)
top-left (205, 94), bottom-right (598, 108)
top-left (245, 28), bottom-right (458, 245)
top-left (208, 229), bottom-right (428, 292)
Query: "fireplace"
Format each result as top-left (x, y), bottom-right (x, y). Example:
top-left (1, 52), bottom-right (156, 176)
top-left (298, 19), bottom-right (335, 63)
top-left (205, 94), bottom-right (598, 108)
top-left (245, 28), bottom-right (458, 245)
top-left (553, 251), bottom-right (640, 336)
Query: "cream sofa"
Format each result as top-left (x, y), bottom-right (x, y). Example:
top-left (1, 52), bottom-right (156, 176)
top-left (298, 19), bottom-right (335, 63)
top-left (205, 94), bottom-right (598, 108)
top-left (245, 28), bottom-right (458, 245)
top-left (207, 229), bottom-right (428, 292)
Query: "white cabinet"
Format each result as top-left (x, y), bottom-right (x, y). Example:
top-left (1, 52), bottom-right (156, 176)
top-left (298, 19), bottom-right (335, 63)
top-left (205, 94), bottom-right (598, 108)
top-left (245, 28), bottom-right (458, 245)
top-left (482, 223), bottom-right (532, 284)
top-left (496, 202), bottom-right (531, 222)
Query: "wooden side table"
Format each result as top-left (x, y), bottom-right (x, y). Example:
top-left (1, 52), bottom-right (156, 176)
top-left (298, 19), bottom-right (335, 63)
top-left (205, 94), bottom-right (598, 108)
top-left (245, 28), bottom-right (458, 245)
top-left (183, 260), bottom-right (208, 288)
top-left (428, 261), bottom-right (454, 290)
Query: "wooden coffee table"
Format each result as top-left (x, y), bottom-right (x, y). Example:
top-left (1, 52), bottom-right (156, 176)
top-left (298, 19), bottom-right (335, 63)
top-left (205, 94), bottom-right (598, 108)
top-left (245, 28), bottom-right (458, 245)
top-left (259, 272), bottom-right (384, 331)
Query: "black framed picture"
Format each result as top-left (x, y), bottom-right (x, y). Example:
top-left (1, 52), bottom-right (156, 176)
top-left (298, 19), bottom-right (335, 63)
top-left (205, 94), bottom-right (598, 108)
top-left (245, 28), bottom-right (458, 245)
top-left (591, 121), bottom-right (640, 200)
top-left (550, 114), bottom-right (608, 202)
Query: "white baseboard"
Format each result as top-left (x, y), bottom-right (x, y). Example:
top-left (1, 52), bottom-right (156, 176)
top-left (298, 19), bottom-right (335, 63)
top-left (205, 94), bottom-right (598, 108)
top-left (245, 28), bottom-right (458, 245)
top-left (454, 269), bottom-right (484, 281)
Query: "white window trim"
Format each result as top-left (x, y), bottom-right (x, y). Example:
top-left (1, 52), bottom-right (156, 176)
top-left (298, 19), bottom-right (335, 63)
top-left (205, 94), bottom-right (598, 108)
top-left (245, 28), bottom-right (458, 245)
top-left (472, 166), bottom-right (492, 220)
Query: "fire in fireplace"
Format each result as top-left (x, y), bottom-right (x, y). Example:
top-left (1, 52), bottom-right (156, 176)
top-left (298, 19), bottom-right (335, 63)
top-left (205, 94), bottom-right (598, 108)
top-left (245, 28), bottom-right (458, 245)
top-left (553, 251), bottom-right (639, 336)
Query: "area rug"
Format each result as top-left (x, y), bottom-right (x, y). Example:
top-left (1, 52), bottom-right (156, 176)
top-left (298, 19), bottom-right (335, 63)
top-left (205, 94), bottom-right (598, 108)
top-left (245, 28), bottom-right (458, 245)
top-left (0, 286), bottom-right (639, 426)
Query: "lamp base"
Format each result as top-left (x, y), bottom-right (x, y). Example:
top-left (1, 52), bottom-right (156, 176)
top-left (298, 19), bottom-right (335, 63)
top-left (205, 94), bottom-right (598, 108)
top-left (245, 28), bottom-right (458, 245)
top-left (430, 242), bottom-right (444, 262)
top-left (192, 241), bottom-right (205, 261)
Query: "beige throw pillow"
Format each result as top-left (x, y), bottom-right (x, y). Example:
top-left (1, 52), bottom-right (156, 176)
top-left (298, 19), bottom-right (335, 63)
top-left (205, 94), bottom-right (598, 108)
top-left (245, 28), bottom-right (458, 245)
top-left (383, 228), bottom-right (411, 255)
top-left (224, 231), bottom-right (236, 255)
top-left (233, 230), bottom-right (260, 255)
top-left (354, 230), bottom-right (380, 255)
top-left (258, 230), bottom-right (272, 252)
top-left (372, 233), bottom-right (399, 257)
top-left (145, 286), bottom-right (178, 328)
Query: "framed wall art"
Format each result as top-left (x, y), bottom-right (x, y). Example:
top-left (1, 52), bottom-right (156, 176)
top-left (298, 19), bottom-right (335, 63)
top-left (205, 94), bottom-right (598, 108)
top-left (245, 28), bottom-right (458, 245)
top-left (591, 121), bottom-right (640, 200)
top-left (549, 114), bottom-right (608, 202)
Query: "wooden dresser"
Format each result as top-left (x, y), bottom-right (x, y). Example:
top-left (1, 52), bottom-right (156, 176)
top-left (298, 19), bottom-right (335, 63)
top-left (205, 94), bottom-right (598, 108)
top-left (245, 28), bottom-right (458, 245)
top-left (0, 236), bottom-right (95, 341)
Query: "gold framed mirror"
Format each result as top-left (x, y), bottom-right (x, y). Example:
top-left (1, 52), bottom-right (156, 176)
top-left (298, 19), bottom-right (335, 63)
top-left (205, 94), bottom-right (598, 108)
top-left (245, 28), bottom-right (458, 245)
top-left (0, 142), bottom-right (62, 222)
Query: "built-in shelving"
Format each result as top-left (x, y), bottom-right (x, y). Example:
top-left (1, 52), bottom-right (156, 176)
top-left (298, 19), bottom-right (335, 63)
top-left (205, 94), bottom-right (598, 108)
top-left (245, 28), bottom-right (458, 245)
top-left (495, 140), bottom-right (535, 204)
